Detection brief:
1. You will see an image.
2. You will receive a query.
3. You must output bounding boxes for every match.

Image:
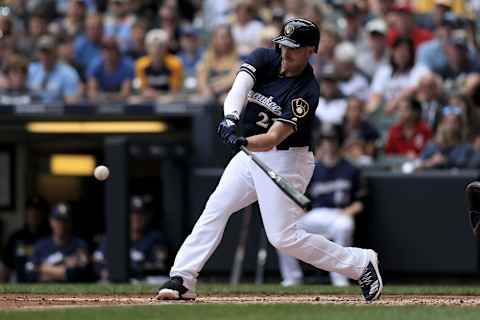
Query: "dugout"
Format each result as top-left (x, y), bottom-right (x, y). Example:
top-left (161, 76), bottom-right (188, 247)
top-left (1, 102), bottom-right (479, 282)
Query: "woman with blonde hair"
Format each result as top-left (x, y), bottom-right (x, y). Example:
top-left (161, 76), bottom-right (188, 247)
top-left (419, 106), bottom-right (470, 169)
top-left (196, 24), bottom-right (239, 104)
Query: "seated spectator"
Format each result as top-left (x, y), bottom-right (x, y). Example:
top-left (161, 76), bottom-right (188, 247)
top-left (419, 105), bottom-right (469, 169)
top-left (387, 4), bottom-right (433, 49)
top-left (74, 13), bottom-right (104, 71)
top-left (423, 0), bottom-right (457, 30)
top-left (93, 196), bottom-right (168, 282)
top-left (86, 38), bottom-right (134, 102)
top-left (58, 35), bottom-right (86, 84)
top-left (415, 72), bottom-right (448, 130)
top-left (134, 29), bottom-right (183, 101)
top-left (342, 97), bottom-right (380, 165)
top-left (415, 0), bottom-right (465, 30)
top-left (0, 14), bottom-right (17, 70)
top-left (231, 1), bottom-right (264, 59)
top-left (334, 42), bottom-right (369, 100)
top-left (416, 12), bottom-right (458, 77)
top-left (26, 203), bottom-right (90, 283)
top-left (277, 123), bottom-right (364, 287)
top-left (449, 93), bottom-right (475, 138)
top-left (202, 0), bottom-right (234, 32)
top-left (55, 0), bottom-right (97, 15)
top-left (315, 65), bottom-right (348, 125)
top-left (301, 2), bottom-right (322, 30)
top-left (176, 26), bottom-right (203, 92)
top-left (440, 30), bottom-right (480, 83)
top-left (368, 0), bottom-right (395, 21)
top-left (49, 0), bottom-right (87, 37)
top-left (2, 196), bottom-right (49, 282)
top-left (367, 36), bottom-right (431, 116)
top-left (258, 25), bottom-right (279, 49)
top-left (196, 24), bottom-right (239, 105)
top-left (16, 8), bottom-right (49, 57)
top-left (124, 19), bottom-right (149, 61)
top-left (284, 0), bottom-right (304, 21)
top-left (155, 4), bottom-right (181, 54)
top-left (340, 3), bottom-right (367, 50)
top-left (103, 0), bottom-right (135, 52)
top-left (312, 25), bottom-right (339, 79)
top-left (0, 54), bottom-right (41, 106)
top-left (385, 97), bottom-right (432, 158)
top-left (27, 35), bottom-right (82, 104)
top-left (356, 19), bottom-right (389, 80)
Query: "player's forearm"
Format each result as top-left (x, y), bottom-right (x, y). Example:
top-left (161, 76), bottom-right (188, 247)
top-left (246, 130), bottom-right (289, 152)
top-left (245, 133), bottom-right (278, 151)
top-left (246, 121), bottom-right (294, 151)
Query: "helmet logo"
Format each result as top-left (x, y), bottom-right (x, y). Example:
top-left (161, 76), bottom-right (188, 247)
top-left (285, 23), bottom-right (295, 36)
top-left (291, 98), bottom-right (309, 118)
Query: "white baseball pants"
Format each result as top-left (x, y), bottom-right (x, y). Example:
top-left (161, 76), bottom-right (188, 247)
top-left (277, 208), bottom-right (355, 286)
top-left (170, 148), bottom-right (369, 290)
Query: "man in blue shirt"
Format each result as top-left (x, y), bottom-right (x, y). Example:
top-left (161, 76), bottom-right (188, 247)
top-left (417, 13), bottom-right (478, 79)
top-left (74, 13), bottom-right (103, 71)
top-left (27, 35), bottom-right (81, 104)
top-left (176, 25), bottom-right (204, 91)
top-left (86, 38), bottom-right (134, 102)
top-left (26, 203), bottom-right (90, 283)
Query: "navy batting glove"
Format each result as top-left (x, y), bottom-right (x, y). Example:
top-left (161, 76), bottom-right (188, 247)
top-left (226, 134), bottom-right (248, 151)
top-left (217, 114), bottom-right (239, 142)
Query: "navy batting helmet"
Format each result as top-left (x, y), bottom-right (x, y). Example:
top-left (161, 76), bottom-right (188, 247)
top-left (272, 18), bottom-right (320, 51)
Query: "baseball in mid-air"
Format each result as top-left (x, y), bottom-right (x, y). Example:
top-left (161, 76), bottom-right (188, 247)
top-left (94, 165), bottom-right (110, 181)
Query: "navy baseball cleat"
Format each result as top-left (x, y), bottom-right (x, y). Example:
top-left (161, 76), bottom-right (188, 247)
top-left (358, 250), bottom-right (383, 302)
top-left (155, 276), bottom-right (197, 300)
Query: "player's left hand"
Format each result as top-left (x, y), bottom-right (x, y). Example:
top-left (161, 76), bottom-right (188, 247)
top-left (225, 134), bottom-right (248, 151)
top-left (217, 114), bottom-right (239, 141)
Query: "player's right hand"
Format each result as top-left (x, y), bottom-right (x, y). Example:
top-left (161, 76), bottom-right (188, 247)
top-left (217, 114), bottom-right (239, 141)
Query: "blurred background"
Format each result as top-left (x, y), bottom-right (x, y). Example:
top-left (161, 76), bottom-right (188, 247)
top-left (0, 0), bottom-right (479, 286)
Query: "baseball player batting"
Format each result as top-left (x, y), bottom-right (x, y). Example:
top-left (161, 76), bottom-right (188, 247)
top-left (155, 18), bottom-right (383, 302)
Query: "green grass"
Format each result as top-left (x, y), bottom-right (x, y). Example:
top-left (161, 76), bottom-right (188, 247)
top-left (2, 305), bottom-right (480, 320)
top-left (1, 284), bottom-right (480, 320)
top-left (2, 283), bottom-right (480, 296)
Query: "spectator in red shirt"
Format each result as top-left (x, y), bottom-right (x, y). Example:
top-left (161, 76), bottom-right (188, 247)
top-left (387, 5), bottom-right (433, 49)
top-left (385, 97), bottom-right (432, 157)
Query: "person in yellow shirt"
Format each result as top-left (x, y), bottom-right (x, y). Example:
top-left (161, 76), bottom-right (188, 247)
top-left (196, 24), bottom-right (240, 105)
top-left (135, 29), bottom-right (183, 100)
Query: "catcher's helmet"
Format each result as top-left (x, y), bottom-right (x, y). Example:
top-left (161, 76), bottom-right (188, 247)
top-left (272, 18), bottom-right (320, 51)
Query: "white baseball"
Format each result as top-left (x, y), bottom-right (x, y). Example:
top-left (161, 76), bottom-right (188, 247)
top-left (94, 165), bottom-right (110, 181)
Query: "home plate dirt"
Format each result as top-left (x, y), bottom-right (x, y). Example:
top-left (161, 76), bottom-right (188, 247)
top-left (2, 294), bottom-right (480, 310)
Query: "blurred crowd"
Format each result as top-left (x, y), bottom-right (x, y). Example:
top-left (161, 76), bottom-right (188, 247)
top-left (1, 0), bottom-right (480, 170)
